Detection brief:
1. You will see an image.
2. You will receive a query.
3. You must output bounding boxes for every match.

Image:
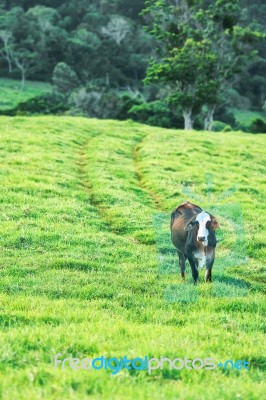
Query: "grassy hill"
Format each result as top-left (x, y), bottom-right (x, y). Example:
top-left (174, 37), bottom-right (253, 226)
top-left (0, 116), bottom-right (265, 399)
top-left (232, 108), bottom-right (266, 127)
top-left (0, 78), bottom-right (51, 111)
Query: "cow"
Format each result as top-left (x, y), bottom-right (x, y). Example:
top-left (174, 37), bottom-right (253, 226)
top-left (170, 201), bottom-right (219, 284)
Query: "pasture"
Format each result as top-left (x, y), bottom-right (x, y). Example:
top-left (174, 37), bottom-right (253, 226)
top-left (232, 108), bottom-right (266, 129)
top-left (0, 79), bottom-right (51, 111)
top-left (0, 116), bottom-right (265, 399)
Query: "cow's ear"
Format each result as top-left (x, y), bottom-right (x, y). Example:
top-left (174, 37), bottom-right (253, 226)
top-left (212, 217), bottom-right (219, 230)
top-left (184, 219), bottom-right (197, 231)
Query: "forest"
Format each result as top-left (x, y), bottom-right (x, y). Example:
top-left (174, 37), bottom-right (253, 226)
top-left (0, 0), bottom-right (265, 131)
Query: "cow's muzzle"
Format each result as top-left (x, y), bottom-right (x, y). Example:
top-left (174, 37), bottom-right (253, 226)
top-left (198, 236), bottom-right (205, 242)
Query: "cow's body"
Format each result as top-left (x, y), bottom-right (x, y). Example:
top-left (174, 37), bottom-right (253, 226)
top-left (170, 201), bottom-right (219, 284)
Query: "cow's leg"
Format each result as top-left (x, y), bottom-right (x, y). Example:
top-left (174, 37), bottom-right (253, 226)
top-left (187, 253), bottom-right (199, 285)
top-left (205, 256), bottom-right (214, 282)
top-left (177, 251), bottom-right (186, 280)
top-left (205, 251), bottom-right (214, 282)
top-left (205, 269), bottom-right (212, 282)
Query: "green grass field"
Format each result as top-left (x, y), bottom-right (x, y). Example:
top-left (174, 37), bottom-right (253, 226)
top-left (0, 116), bottom-right (265, 399)
top-left (0, 78), bottom-right (51, 110)
top-left (232, 108), bottom-right (266, 127)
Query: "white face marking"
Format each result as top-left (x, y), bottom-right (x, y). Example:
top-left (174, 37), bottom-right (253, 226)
top-left (195, 211), bottom-right (211, 245)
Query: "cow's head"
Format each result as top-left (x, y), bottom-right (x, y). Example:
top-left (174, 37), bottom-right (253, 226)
top-left (184, 210), bottom-right (219, 246)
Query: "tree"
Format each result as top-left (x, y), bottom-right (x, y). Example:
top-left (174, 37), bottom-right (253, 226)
top-left (146, 37), bottom-right (220, 130)
top-left (0, 29), bottom-right (13, 71)
top-left (0, 0), bottom-right (263, 125)
top-left (0, 6), bottom-right (39, 89)
top-left (143, 0), bottom-right (258, 130)
top-left (52, 62), bottom-right (79, 95)
top-left (26, 6), bottom-right (59, 48)
top-left (101, 16), bottom-right (131, 46)
top-left (11, 49), bottom-right (37, 90)
top-left (195, 1), bottom-right (259, 130)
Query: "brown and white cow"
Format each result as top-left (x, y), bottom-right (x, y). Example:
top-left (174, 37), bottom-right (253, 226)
top-left (170, 201), bottom-right (219, 284)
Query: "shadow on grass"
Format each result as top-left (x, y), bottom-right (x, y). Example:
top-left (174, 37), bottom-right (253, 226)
top-left (211, 275), bottom-right (248, 298)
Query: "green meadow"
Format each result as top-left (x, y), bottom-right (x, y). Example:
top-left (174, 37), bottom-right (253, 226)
top-left (0, 116), bottom-right (265, 399)
top-left (232, 108), bottom-right (266, 128)
top-left (0, 79), bottom-right (51, 111)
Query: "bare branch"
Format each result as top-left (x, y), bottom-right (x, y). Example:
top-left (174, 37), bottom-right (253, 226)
top-left (101, 16), bottom-right (130, 46)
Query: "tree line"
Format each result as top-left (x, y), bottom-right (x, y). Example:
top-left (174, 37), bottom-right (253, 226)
top-left (0, 0), bottom-right (265, 130)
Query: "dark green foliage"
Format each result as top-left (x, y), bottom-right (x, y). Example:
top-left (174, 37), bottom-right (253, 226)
top-left (0, 0), bottom-right (265, 128)
top-left (69, 87), bottom-right (124, 119)
top-left (52, 62), bottom-right (79, 95)
top-left (249, 118), bottom-right (266, 133)
top-left (129, 100), bottom-right (183, 128)
top-left (0, 92), bottom-right (69, 115)
top-left (116, 95), bottom-right (142, 120)
top-left (214, 107), bottom-right (237, 127)
top-left (212, 121), bottom-right (232, 132)
top-left (17, 93), bottom-right (69, 114)
top-left (0, 0), bottom-right (152, 90)
top-left (142, 0), bottom-right (263, 130)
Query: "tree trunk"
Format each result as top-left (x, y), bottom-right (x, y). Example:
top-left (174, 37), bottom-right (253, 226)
top-left (183, 108), bottom-right (194, 130)
top-left (204, 105), bottom-right (216, 131)
top-left (21, 68), bottom-right (26, 91)
top-left (1, 35), bottom-right (13, 72)
top-left (6, 51), bottom-right (12, 73)
top-left (106, 72), bottom-right (110, 86)
top-left (13, 57), bottom-right (26, 91)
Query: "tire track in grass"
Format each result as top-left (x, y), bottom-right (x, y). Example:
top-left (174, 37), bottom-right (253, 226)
top-left (76, 127), bottom-right (167, 295)
top-left (134, 135), bottom-right (197, 303)
top-left (133, 138), bottom-right (165, 212)
top-left (76, 123), bottom-right (163, 245)
top-left (133, 133), bottom-right (193, 292)
top-left (77, 136), bottom-right (123, 237)
top-left (77, 134), bottom-right (147, 244)
top-left (133, 135), bottom-right (174, 270)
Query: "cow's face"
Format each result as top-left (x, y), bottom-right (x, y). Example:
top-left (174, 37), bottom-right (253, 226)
top-left (185, 210), bottom-right (219, 270)
top-left (185, 211), bottom-right (219, 248)
top-left (196, 211), bottom-right (211, 243)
